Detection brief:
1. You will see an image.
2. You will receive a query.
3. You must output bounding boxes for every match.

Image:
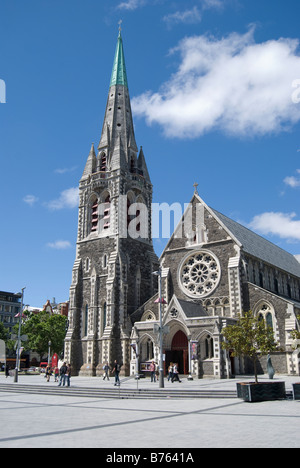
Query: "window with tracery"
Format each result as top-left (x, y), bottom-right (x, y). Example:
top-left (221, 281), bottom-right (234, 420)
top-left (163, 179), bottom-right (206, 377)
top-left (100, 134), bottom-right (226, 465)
top-left (257, 303), bottom-right (274, 332)
top-left (179, 250), bottom-right (221, 298)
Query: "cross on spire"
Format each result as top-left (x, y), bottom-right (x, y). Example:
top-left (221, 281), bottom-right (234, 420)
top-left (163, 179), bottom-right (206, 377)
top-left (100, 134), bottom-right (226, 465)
top-left (193, 182), bottom-right (199, 194)
top-left (118, 19), bottom-right (123, 33)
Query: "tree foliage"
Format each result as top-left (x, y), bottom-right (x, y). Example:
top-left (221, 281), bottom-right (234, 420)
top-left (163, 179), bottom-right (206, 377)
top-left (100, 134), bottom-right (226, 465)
top-left (222, 310), bottom-right (279, 383)
top-left (0, 322), bottom-right (9, 342)
top-left (20, 311), bottom-right (67, 360)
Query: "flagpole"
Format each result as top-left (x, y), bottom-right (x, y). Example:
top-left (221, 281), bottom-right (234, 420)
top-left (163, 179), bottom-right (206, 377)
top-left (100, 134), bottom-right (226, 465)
top-left (14, 287), bottom-right (25, 383)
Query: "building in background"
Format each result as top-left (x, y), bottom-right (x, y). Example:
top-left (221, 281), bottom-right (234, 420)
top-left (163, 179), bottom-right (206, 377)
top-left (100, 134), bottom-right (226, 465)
top-left (0, 291), bottom-right (21, 335)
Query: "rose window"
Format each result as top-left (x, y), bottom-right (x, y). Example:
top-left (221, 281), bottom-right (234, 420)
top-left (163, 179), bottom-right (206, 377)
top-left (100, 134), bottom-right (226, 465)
top-left (179, 251), bottom-right (221, 298)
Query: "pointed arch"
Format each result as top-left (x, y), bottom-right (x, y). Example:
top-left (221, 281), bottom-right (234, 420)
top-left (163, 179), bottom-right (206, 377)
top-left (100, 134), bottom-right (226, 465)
top-left (139, 333), bottom-right (155, 362)
top-left (99, 190), bottom-right (111, 232)
top-left (88, 193), bottom-right (99, 234)
top-left (100, 151), bottom-right (107, 173)
top-left (253, 300), bottom-right (276, 333)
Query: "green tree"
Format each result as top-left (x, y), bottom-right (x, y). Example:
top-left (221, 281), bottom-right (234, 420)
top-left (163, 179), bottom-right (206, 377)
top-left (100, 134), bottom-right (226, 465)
top-left (0, 322), bottom-right (9, 342)
top-left (20, 311), bottom-right (67, 361)
top-left (222, 310), bottom-right (279, 383)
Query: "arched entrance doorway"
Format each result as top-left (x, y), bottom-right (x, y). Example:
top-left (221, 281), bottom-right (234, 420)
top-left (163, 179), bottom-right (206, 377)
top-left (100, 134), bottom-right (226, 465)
top-left (165, 330), bottom-right (189, 375)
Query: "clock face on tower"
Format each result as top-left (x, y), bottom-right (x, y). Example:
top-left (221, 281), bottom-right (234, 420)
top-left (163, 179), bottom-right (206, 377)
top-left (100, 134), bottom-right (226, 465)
top-left (178, 250), bottom-right (221, 298)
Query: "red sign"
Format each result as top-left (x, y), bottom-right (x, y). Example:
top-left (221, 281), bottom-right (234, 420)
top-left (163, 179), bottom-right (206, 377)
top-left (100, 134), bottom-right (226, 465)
top-left (51, 353), bottom-right (58, 368)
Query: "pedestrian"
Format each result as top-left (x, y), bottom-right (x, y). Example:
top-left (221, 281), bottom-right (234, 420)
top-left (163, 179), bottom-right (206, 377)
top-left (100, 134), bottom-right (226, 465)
top-left (5, 364), bottom-right (9, 378)
top-left (171, 363), bottom-right (182, 383)
top-left (112, 360), bottom-right (121, 386)
top-left (58, 362), bottom-right (67, 387)
top-left (167, 363), bottom-right (173, 382)
top-left (103, 362), bottom-right (110, 380)
top-left (65, 363), bottom-right (71, 387)
top-left (46, 365), bottom-right (51, 382)
top-left (150, 361), bottom-right (156, 382)
top-left (54, 366), bottom-right (59, 382)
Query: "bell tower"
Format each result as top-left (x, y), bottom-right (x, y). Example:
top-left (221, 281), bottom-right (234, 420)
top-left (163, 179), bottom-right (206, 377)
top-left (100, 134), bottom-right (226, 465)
top-left (64, 30), bottom-right (158, 376)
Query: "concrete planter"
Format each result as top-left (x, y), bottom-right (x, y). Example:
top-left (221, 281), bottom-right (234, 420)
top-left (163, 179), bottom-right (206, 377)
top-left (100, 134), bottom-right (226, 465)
top-left (237, 381), bottom-right (286, 402)
top-left (292, 383), bottom-right (300, 400)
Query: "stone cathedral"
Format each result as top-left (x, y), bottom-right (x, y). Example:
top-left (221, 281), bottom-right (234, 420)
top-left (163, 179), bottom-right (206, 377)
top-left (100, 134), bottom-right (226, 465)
top-left (64, 31), bottom-right (300, 379)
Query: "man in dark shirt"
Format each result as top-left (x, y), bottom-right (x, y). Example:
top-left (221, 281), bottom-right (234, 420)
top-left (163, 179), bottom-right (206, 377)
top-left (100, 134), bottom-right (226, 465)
top-left (58, 362), bottom-right (67, 387)
top-left (112, 360), bottom-right (121, 386)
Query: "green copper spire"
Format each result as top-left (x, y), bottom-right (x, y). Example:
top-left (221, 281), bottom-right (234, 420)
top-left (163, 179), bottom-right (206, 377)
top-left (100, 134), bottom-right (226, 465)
top-left (110, 31), bottom-right (128, 88)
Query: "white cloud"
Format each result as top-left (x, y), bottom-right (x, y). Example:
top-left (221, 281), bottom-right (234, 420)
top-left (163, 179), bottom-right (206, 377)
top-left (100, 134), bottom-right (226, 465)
top-left (284, 169), bottom-right (300, 187)
top-left (163, 6), bottom-right (202, 26)
top-left (117, 0), bottom-right (147, 10)
top-left (284, 176), bottom-right (300, 188)
top-left (54, 166), bottom-right (78, 174)
top-left (249, 212), bottom-right (300, 242)
top-left (47, 240), bottom-right (72, 250)
top-left (23, 195), bottom-right (39, 206)
top-left (201, 0), bottom-right (224, 9)
top-left (132, 28), bottom-right (300, 138)
top-left (47, 187), bottom-right (79, 210)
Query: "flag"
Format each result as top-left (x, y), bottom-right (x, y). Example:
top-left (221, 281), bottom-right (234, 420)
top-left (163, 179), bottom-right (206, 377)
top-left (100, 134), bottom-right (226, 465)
top-left (14, 312), bottom-right (26, 318)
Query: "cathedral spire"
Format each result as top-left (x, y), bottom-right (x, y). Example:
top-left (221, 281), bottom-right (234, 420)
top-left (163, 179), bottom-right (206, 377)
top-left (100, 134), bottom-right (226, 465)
top-left (110, 29), bottom-right (128, 89)
top-left (98, 30), bottom-right (138, 168)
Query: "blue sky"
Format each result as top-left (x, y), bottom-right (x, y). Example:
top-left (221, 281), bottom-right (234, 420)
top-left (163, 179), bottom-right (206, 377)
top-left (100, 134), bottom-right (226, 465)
top-left (0, 0), bottom-right (300, 307)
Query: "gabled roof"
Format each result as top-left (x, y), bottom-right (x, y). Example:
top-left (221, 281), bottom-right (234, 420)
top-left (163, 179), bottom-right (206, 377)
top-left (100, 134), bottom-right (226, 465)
top-left (161, 191), bottom-right (300, 278)
top-left (212, 208), bottom-right (300, 278)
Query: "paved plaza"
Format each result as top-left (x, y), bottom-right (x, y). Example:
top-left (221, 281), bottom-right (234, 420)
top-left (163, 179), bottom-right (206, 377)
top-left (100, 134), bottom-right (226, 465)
top-left (0, 373), bottom-right (299, 449)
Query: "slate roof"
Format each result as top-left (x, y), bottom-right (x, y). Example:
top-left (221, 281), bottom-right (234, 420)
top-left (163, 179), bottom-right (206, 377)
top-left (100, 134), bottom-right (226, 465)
top-left (177, 298), bottom-right (208, 318)
top-left (212, 209), bottom-right (300, 278)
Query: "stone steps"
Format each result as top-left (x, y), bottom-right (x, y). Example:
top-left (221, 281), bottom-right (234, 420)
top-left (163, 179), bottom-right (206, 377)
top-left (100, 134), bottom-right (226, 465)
top-left (0, 383), bottom-right (237, 400)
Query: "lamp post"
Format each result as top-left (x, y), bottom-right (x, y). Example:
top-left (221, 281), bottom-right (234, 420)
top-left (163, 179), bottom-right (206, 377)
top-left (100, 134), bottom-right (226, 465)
top-left (153, 268), bottom-right (165, 389)
top-left (48, 341), bottom-right (52, 366)
top-left (14, 287), bottom-right (26, 383)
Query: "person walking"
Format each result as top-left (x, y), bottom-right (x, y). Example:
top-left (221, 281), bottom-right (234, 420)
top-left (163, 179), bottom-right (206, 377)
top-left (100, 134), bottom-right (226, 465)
top-left (65, 363), bottom-right (72, 387)
top-left (150, 361), bottom-right (156, 382)
top-left (171, 363), bottom-right (182, 383)
top-left (45, 365), bottom-right (51, 382)
top-left (167, 363), bottom-right (173, 382)
top-left (112, 360), bottom-right (121, 386)
top-left (58, 362), bottom-right (67, 387)
top-left (103, 362), bottom-right (110, 381)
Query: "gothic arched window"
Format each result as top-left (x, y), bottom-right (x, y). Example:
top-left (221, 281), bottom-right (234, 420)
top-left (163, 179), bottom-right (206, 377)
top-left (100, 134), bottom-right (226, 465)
top-left (91, 199), bottom-right (98, 233)
top-left (205, 335), bottom-right (214, 359)
top-left (99, 192), bottom-right (111, 232)
top-left (103, 302), bottom-right (107, 330)
top-left (256, 303), bottom-right (275, 333)
top-left (100, 152), bottom-right (107, 172)
top-left (84, 304), bottom-right (88, 336)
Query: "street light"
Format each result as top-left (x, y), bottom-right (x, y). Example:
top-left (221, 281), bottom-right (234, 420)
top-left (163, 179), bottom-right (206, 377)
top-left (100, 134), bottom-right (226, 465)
top-left (152, 268), bottom-right (166, 389)
top-left (48, 341), bottom-right (52, 366)
top-left (14, 287), bottom-right (26, 383)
